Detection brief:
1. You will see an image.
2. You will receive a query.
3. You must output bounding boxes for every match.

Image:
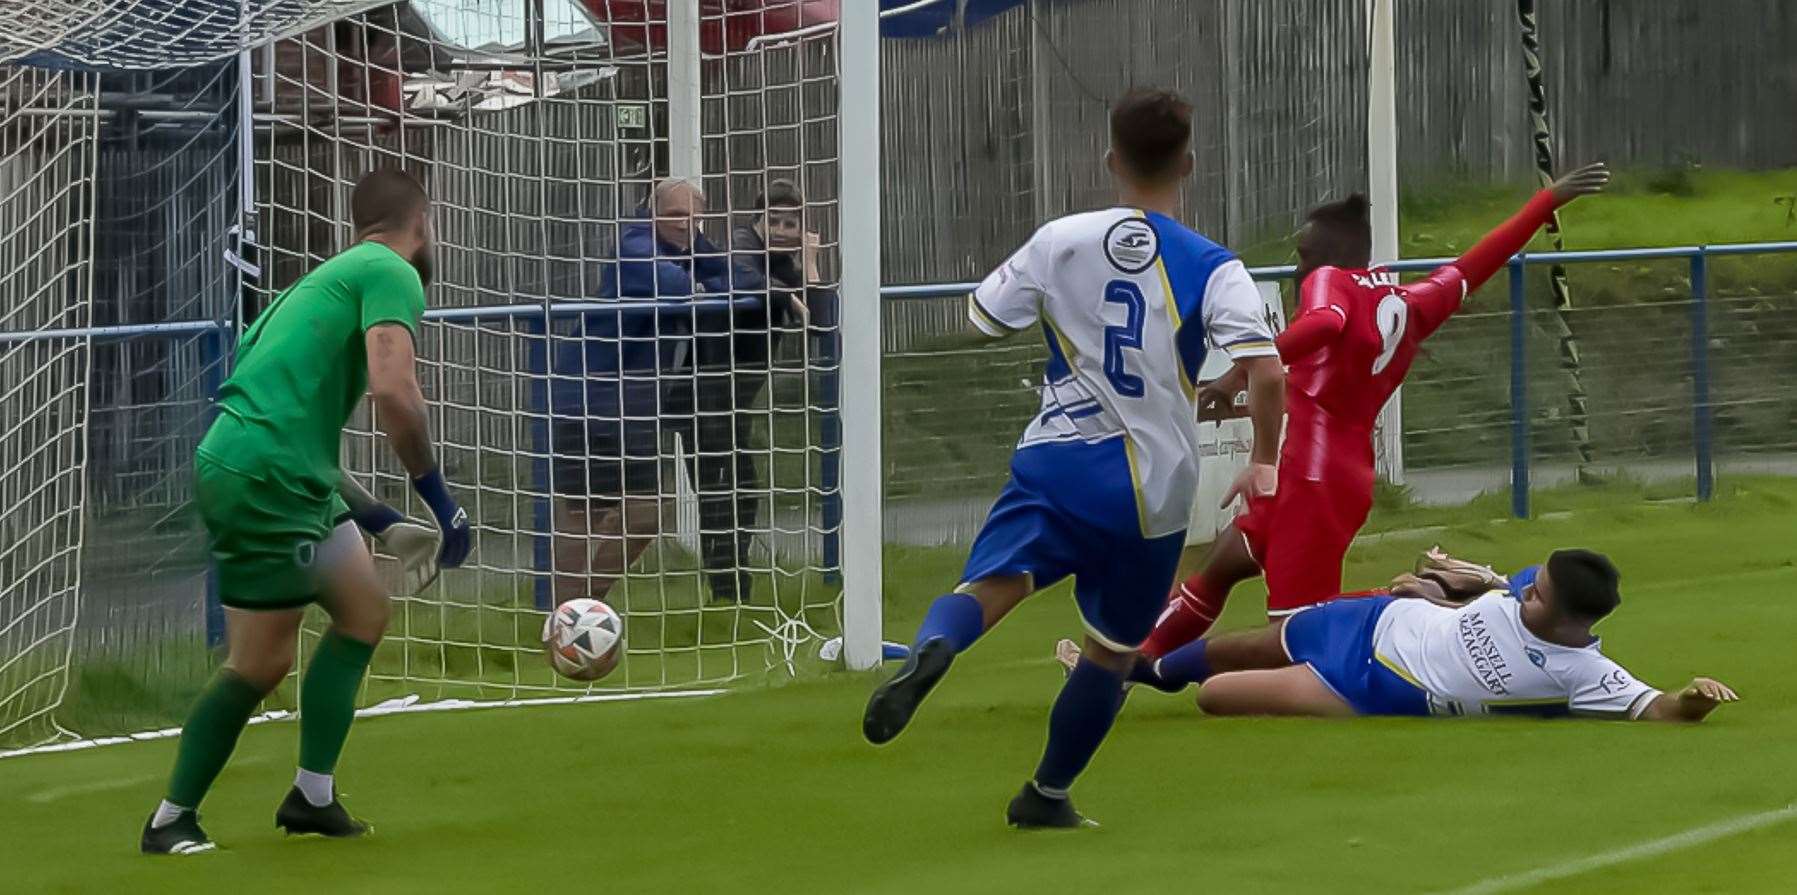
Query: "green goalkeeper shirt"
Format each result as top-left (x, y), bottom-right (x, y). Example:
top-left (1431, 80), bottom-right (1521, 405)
top-left (197, 240), bottom-right (426, 501)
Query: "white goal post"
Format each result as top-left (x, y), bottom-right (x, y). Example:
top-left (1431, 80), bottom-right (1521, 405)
top-left (1368, 0), bottom-right (1406, 485)
top-left (836, 0), bottom-right (883, 671)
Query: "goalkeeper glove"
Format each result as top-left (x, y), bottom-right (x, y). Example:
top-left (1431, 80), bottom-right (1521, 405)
top-left (375, 521), bottom-right (443, 596)
top-left (349, 503), bottom-right (443, 596)
top-left (412, 468), bottom-right (472, 568)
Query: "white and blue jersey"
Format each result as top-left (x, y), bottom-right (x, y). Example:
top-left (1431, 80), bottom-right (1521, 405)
top-left (1284, 585), bottom-right (1660, 719)
top-left (967, 208), bottom-right (1278, 538)
top-left (960, 208), bottom-right (1278, 649)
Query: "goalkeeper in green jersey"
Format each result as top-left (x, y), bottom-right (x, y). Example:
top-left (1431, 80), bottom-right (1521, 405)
top-left (141, 170), bottom-right (471, 855)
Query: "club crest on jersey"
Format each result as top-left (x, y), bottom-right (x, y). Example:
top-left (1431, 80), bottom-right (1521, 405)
top-left (1103, 218), bottom-right (1159, 274)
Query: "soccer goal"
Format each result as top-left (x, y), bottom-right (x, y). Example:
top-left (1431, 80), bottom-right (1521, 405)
top-left (0, 0), bottom-right (887, 750)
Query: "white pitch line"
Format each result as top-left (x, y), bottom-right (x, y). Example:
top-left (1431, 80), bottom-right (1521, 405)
top-left (1434, 804), bottom-right (1797, 895)
top-left (0, 689), bottom-right (726, 761)
top-left (25, 772), bottom-right (158, 804)
top-left (21, 754), bottom-right (271, 804)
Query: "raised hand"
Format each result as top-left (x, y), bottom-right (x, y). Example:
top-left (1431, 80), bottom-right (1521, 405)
top-left (802, 230), bottom-right (823, 284)
top-left (1549, 162), bottom-right (1611, 205)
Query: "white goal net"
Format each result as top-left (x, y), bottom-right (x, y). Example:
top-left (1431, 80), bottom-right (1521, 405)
top-left (0, 65), bottom-right (99, 746)
top-left (1, 0), bottom-right (853, 747)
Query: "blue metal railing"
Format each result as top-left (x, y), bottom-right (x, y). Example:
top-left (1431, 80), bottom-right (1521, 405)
top-left (881, 240), bottom-right (1797, 517)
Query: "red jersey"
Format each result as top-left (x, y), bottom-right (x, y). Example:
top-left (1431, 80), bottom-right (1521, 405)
top-left (1280, 264), bottom-right (1466, 430)
top-left (1275, 189), bottom-right (1564, 434)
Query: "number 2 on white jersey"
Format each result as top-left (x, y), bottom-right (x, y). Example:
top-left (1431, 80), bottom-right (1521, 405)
top-left (1371, 291), bottom-right (1409, 375)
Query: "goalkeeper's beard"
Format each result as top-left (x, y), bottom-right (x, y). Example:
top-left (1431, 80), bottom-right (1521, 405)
top-left (412, 245), bottom-right (436, 289)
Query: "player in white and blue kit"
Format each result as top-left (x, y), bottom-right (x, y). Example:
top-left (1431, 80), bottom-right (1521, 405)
top-left (861, 89), bottom-right (1286, 828)
top-left (1088, 548), bottom-right (1739, 724)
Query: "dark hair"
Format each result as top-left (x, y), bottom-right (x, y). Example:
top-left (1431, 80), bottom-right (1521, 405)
top-left (753, 179), bottom-right (804, 212)
top-left (1545, 549), bottom-right (1622, 621)
top-left (1109, 88), bottom-right (1192, 182)
top-left (351, 169), bottom-right (428, 235)
top-left (1304, 193), bottom-right (1373, 265)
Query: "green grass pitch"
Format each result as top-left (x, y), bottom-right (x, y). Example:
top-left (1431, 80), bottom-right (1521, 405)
top-left (5, 478), bottom-right (1796, 893)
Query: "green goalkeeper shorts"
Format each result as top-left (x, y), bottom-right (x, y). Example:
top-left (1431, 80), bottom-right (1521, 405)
top-left (195, 452), bottom-right (352, 610)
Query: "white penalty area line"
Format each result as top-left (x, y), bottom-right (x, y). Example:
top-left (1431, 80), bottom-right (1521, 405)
top-left (1434, 804), bottom-right (1797, 895)
top-left (0, 688), bottom-right (726, 762)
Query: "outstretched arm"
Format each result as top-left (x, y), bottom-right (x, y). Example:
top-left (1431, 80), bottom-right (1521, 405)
top-left (1637, 678), bottom-right (1739, 723)
top-left (1449, 162), bottom-right (1612, 293)
top-left (1406, 163), bottom-right (1612, 339)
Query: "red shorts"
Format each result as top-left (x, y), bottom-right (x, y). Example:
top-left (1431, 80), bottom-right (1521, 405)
top-left (1235, 467), bottom-right (1374, 614)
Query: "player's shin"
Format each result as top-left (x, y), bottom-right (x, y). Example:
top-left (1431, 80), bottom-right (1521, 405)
top-left (160, 669), bottom-right (269, 818)
top-left (296, 630), bottom-right (377, 805)
top-left (909, 592), bottom-right (985, 654)
top-left (1140, 575), bottom-right (1228, 657)
top-left (1151, 638), bottom-right (1215, 689)
top-left (1033, 656), bottom-right (1128, 796)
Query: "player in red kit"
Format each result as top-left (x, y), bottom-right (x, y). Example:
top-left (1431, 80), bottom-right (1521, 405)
top-left (1137, 162), bottom-right (1612, 657)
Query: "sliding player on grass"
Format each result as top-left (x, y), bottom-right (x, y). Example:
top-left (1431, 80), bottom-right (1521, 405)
top-left (861, 88), bottom-right (1285, 828)
top-left (1141, 163), bottom-right (1613, 656)
top-left (1061, 548), bottom-right (1737, 722)
top-left (141, 170), bottom-right (472, 855)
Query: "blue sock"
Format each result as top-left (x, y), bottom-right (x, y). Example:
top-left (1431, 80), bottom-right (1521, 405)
top-left (910, 593), bottom-right (985, 654)
top-left (1032, 658), bottom-right (1127, 795)
top-left (1152, 639), bottom-right (1213, 689)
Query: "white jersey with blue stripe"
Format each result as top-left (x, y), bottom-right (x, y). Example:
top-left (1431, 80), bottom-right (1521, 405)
top-left (969, 208), bottom-right (1278, 539)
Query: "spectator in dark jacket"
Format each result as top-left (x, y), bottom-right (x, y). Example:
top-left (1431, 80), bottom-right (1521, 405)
top-left (552, 177), bottom-right (741, 604)
top-left (616, 178), bottom-right (734, 300)
top-left (667, 180), bottom-right (833, 602)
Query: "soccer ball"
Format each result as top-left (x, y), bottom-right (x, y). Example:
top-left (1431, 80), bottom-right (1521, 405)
top-left (542, 598), bottom-right (623, 682)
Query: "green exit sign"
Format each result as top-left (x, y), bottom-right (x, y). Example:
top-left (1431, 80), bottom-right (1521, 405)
top-left (616, 104), bottom-right (648, 130)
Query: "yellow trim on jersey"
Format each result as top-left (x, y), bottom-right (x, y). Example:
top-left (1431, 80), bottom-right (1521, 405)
top-left (1374, 653), bottom-right (1425, 690)
top-left (1153, 256), bottom-right (1197, 402)
top-left (1040, 311), bottom-right (1079, 363)
top-left (967, 293), bottom-right (1019, 336)
top-left (1121, 434), bottom-right (1152, 539)
top-left (1223, 338), bottom-right (1276, 356)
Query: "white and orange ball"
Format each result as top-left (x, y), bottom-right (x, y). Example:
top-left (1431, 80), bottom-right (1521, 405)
top-left (542, 598), bottom-right (623, 682)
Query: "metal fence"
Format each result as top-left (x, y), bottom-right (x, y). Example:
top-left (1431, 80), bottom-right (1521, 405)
top-left (879, 0), bottom-right (1797, 282)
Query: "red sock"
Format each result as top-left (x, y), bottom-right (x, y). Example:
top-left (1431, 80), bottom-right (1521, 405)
top-left (1140, 572), bottom-right (1230, 658)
